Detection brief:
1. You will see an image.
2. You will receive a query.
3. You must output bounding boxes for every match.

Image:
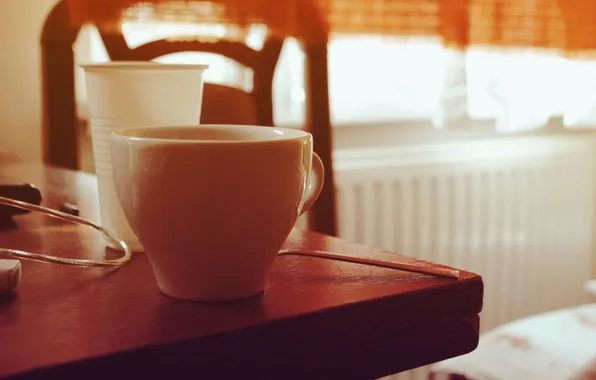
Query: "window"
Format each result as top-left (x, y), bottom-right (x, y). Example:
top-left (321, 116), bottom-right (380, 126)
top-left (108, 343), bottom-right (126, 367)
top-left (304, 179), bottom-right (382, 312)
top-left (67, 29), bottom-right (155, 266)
top-left (76, 21), bottom-right (596, 133)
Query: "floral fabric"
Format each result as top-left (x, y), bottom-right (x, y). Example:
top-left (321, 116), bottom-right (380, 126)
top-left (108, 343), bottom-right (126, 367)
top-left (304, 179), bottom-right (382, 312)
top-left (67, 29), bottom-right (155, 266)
top-left (429, 304), bottom-right (596, 380)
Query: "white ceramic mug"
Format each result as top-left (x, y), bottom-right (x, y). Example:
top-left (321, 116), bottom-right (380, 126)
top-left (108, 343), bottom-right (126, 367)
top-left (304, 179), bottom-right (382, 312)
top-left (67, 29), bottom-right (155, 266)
top-left (111, 125), bottom-right (324, 302)
top-left (81, 62), bottom-right (209, 252)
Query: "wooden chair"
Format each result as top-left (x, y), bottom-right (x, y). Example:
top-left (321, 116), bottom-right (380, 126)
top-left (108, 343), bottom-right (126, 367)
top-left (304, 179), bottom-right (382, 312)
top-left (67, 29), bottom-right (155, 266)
top-left (40, 0), bottom-right (337, 235)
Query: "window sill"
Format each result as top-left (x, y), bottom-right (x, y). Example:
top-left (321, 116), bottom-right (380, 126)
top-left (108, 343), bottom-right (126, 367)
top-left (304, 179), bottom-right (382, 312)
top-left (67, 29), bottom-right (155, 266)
top-left (78, 105), bottom-right (596, 153)
top-left (332, 117), bottom-right (596, 151)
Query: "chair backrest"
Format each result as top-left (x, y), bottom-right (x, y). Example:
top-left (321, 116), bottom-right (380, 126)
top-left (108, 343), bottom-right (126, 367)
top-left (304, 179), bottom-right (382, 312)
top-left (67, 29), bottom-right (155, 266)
top-left (97, 31), bottom-right (282, 126)
top-left (40, 0), bottom-right (337, 235)
top-left (201, 83), bottom-right (258, 125)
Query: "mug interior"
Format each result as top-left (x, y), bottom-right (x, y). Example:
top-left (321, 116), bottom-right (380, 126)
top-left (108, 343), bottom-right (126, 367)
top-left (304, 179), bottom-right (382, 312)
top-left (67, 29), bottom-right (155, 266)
top-left (113, 125), bottom-right (310, 143)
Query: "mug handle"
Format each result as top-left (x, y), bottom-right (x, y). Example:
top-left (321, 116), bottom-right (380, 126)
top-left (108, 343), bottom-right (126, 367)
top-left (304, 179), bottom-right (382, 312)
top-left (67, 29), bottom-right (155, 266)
top-left (299, 152), bottom-right (325, 216)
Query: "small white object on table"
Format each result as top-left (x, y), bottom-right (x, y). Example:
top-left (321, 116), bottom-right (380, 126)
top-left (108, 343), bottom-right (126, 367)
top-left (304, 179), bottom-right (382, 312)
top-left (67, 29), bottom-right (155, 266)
top-left (0, 259), bottom-right (21, 294)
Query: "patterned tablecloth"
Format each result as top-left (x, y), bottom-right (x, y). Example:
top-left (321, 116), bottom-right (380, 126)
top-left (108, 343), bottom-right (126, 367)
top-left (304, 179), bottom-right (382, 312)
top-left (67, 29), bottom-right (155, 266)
top-left (430, 303), bottom-right (596, 380)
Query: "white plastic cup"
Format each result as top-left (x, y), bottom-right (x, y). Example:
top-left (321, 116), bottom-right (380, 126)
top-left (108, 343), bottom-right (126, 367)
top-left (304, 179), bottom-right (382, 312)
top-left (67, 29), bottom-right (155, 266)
top-left (81, 62), bottom-right (209, 252)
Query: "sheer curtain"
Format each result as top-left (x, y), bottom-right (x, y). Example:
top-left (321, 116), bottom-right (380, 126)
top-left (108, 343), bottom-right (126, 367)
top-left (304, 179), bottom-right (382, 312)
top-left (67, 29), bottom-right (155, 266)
top-left (74, 16), bottom-right (596, 133)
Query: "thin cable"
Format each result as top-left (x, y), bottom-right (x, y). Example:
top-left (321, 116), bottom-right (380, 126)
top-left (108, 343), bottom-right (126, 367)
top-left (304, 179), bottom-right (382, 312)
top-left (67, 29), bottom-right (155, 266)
top-left (0, 196), bottom-right (131, 267)
top-left (278, 249), bottom-right (460, 279)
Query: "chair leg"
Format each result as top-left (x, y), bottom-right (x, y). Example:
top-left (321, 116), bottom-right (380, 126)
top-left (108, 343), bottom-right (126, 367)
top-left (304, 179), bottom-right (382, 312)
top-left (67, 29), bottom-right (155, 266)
top-left (41, 44), bottom-right (79, 170)
top-left (304, 41), bottom-right (338, 236)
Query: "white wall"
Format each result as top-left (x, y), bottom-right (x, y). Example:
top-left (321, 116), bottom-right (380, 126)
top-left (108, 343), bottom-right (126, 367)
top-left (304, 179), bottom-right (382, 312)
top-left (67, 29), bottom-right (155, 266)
top-left (0, 0), bottom-right (57, 164)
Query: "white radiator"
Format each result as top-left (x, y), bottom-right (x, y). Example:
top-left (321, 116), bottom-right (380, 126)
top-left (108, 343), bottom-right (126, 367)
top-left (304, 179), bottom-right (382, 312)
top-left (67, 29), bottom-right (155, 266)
top-left (332, 133), bottom-right (596, 380)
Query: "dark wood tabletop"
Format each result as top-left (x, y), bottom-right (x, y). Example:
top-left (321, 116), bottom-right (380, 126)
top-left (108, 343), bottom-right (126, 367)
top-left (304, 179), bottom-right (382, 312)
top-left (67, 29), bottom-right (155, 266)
top-left (0, 164), bottom-right (483, 380)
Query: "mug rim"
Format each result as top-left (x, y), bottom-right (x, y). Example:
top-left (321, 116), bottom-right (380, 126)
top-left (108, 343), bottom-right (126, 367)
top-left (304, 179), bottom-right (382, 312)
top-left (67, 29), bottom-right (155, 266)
top-left (111, 125), bottom-right (312, 144)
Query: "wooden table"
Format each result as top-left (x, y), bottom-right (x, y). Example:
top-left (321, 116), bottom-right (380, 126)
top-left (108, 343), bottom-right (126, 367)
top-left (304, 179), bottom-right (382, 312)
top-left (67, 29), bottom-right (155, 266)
top-left (0, 164), bottom-right (483, 380)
